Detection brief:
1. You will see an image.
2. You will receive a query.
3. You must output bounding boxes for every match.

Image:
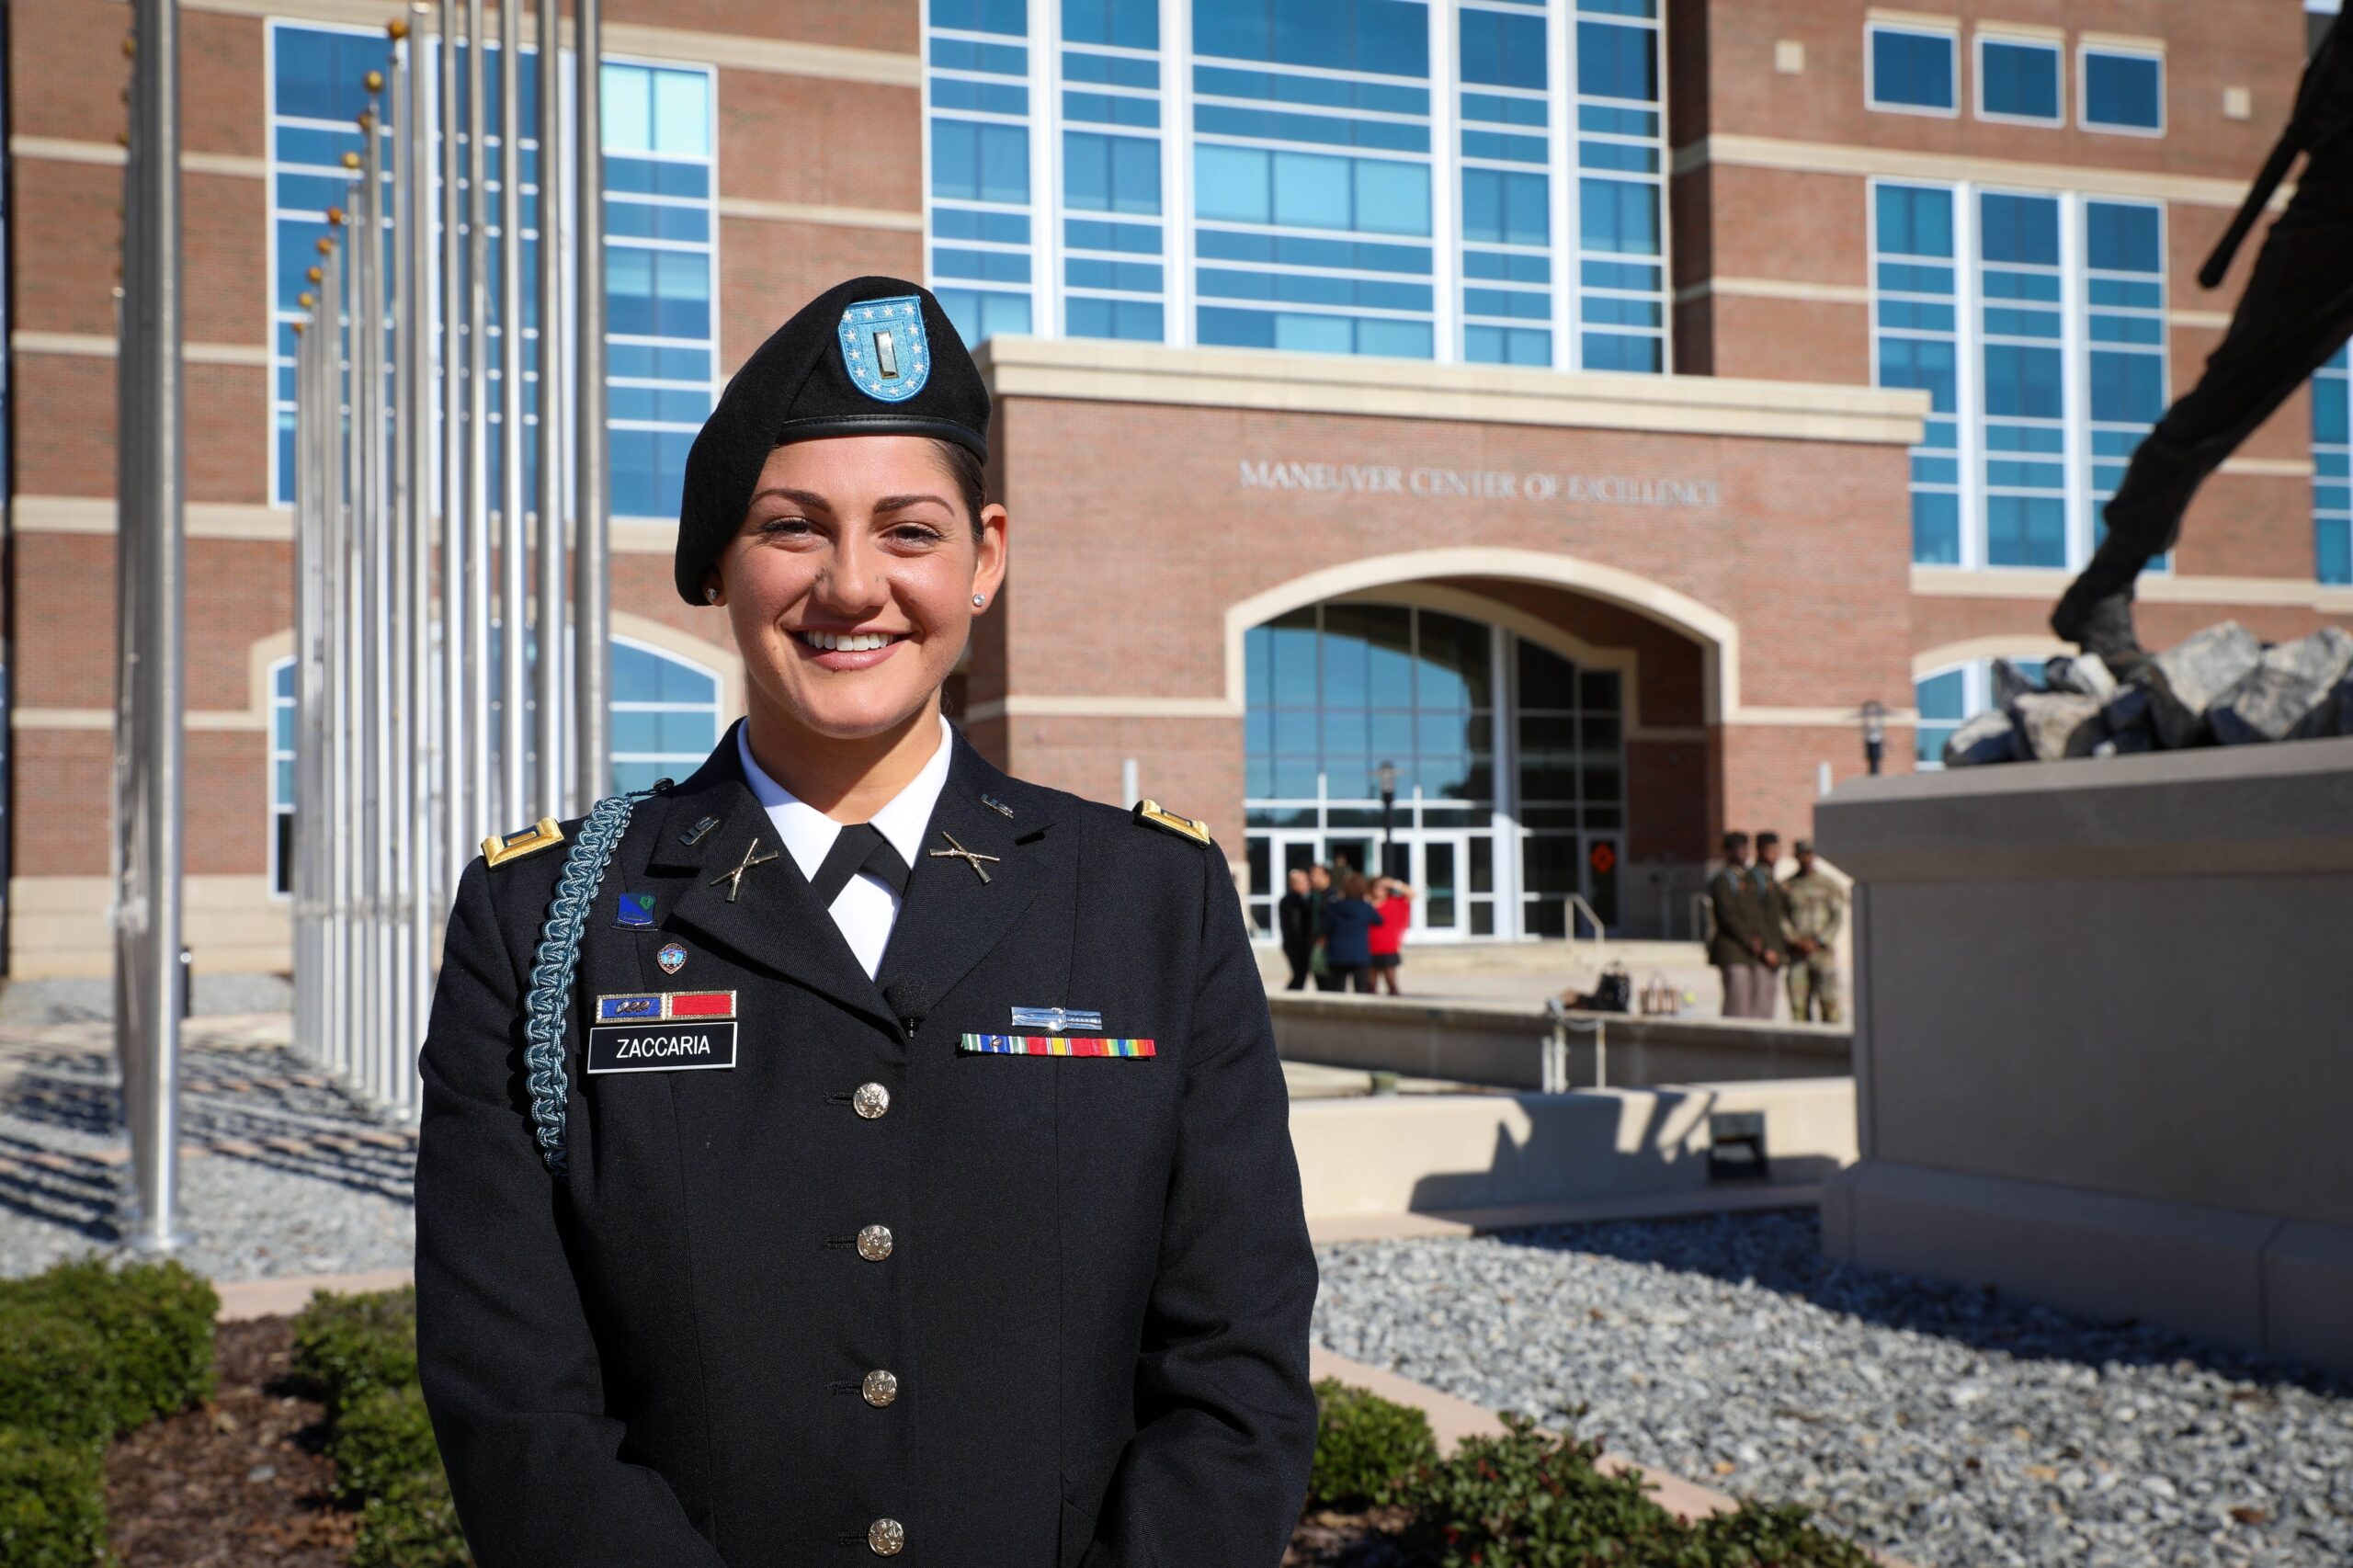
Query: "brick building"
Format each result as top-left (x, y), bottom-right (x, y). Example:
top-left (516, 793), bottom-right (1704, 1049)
top-left (3, 0), bottom-right (2346, 973)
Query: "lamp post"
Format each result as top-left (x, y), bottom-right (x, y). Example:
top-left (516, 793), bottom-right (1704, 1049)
top-left (1860, 699), bottom-right (1888, 776)
top-left (1374, 760), bottom-right (1398, 881)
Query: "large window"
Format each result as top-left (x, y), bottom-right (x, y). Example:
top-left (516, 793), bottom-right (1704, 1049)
top-left (608, 637), bottom-right (725, 794)
top-left (603, 62), bottom-right (721, 521)
top-left (270, 658), bottom-right (298, 896)
top-left (922, 0), bottom-right (1666, 369)
top-left (1241, 603), bottom-right (1623, 942)
top-left (2318, 347), bottom-right (2351, 585)
top-left (1915, 657), bottom-right (2047, 769)
top-left (1976, 35), bottom-right (2061, 126)
top-left (267, 25), bottom-right (718, 518)
top-left (1867, 23), bottom-right (1957, 115)
top-left (2080, 45), bottom-right (2163, 134)
top-left (1871, 178), bottom-right (2167, 573)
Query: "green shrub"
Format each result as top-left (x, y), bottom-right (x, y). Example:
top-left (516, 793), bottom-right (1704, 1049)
top-left (1309, 1379), bottom-right (1439, 1508)
top-left (0, 1299), bottom-right (113, 1449)
top-left (1395, 1415), bottom-right (1688, 1565)
top-left (24, 1256), bottom-right (217, 1431)
top-left (351, 1487), bottom-right (472, 1568)
top-left (331, 1383), bottom-right (449, 1507)
top-left (1688, 1501), bottom-right (1878, 1567)
top-left (291, 1286), bottom-right (419, 1424)
top-left (0, 1426), bottom-right (107, 1568)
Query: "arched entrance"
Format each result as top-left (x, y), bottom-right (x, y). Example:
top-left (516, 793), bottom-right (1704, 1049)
top-left (1241, 599), bottom-right (1628, 942)
top-left (1228, 549), bottom-right (1728, 942)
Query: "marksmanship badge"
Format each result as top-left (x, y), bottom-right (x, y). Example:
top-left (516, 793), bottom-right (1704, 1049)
top-left (837, 295), bottom-right (931, 403)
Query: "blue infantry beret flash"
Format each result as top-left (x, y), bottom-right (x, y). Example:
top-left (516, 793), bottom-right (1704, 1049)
top-left (674, 276), bottom-right (990, 604)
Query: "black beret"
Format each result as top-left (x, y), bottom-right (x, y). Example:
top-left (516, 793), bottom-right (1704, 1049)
top-left (673, 276), bottom-right (989, 604)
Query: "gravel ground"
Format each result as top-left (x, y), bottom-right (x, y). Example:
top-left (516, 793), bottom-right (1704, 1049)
top-left (0, 1028), bottom-right (413, 1283)
top-left (1314, 1210), bottom-right (2353, 1568)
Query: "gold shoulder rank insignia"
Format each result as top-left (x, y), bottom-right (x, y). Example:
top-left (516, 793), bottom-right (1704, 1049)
top-left (483, 817), bottom-right (565, 869)
top-left (1132, 800), bottom-right (1211, 846)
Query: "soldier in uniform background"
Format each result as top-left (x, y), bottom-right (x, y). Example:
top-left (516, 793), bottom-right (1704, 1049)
top-left (415, 277), bottom-right (1318, 1566)
top-left (1705, 832), bottom-right (1770, 1019)
top-left (1777, 840), bottom-right (1846, 1026)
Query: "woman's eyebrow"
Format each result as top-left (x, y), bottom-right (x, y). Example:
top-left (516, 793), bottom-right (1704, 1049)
top-left (746, 486), bottom-right (832, 509)
top-left (872, 492), bottom-right (951, 514)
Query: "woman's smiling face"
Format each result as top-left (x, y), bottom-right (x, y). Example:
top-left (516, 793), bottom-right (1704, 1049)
top-left (710, 435), bottom-right (1006, 744)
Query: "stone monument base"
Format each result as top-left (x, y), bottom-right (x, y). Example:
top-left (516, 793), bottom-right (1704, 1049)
top-left (1816, 737), bottom-right (2353, 1376)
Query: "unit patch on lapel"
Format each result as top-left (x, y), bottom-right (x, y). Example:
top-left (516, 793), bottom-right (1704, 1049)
top-left (960, 1034), bottom-right (1155, 1059)
top-left (837, 295), bottom-right (930, 403)
top-left (614, 892), bottom-right (656, 929)
top-left (587, 991), bottom-right (738, 1074)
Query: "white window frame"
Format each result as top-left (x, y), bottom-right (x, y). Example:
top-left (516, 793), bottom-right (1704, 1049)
top-left (2077, 42), bottom-right (2165, 137)
top-left (608, 633), bottom-right (725, 795)
top-left (1865, 19), bottom-right (1961, 119)
top-left (1913, 655), bottom-right (2047, 771)
top-left (1973, 31), bottom-right (2063, 129)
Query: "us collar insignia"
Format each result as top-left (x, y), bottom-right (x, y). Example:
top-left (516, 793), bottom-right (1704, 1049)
top-left (656, 940), bottom-right (688, 975)
top-left (597, 990), bottom-right (736, 1022)
top-left (1011, 1006), bottom-right (1103, 1033)
top-left (837, 295), bottom-right (930, 403)
top-left (680, 814), bottom-right (721, 846)
top-left (614, 892), bottom-right (656, 929)
top-left (981, 793), bottom-right (1015, 819)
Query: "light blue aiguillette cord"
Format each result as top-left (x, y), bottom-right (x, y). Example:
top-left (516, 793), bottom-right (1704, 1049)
top-left (522, 789), bottom-right (658, 1172)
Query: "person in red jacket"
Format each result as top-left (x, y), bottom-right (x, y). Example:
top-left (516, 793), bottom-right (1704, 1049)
top-left (1366, 875), bottom-right (1415, 994)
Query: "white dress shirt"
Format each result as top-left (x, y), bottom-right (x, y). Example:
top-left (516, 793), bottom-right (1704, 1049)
top-left (735, 715), bottom-right (955, 978)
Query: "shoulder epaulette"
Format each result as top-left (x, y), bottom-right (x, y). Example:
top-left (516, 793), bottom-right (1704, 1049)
top-left (1132, 799), bottom-right (1211, 846)
top-left (483, 817), bottom-right (564, 869)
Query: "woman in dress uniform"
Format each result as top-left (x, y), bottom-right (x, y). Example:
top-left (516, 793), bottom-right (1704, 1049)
top-left (415, 277), bottom-right (1319, 1566)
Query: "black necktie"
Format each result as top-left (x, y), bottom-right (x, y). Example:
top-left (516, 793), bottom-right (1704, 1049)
top-left (808, 823), bottom-right (913, 906)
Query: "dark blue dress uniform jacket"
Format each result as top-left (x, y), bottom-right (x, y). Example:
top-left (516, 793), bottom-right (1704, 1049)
top-left (415, 723), bottom-right (1319, 1566)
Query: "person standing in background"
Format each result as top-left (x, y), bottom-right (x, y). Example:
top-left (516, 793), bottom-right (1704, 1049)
top-left (1277, 867), bottom-right (1316, 992)
top-left (1750, 830), bottom-right (1788, 1021)
top-left (1706, 832), bottom-right (1769, 1019)
top-left (1305, 863), bottom-right (1343, 992)
top-left (1779, 839), bottom-right (1847, 1024)
top-left (1366, 875), bottom-right (1415, 994)
top-left (1318, 872), bottom-right (1386, 994)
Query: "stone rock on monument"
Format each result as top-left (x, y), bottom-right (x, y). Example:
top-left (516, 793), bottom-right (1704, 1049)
top-left (2043, 652), bottom-right (2118, 703)
top-left (1941, 708), bottom-right (2020, 767)
top-left (2012, 691), bottom-right (2109, 760)
top-left (1991, 658), bottom-right (2040, 709)
top-left (2142, 621), bottom-right (2263, 749)
top-left (2211, 627), bottom-right (2353, 744)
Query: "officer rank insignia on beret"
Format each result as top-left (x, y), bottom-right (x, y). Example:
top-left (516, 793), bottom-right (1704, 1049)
top-left (837, 296), bottom-right (930, 403)
top-left (1132, 800), bottom-right (1211, 846)
top-left (483, 817), bottom-right (564, 868)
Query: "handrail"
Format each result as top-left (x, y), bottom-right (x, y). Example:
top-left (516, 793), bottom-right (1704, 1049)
top-left (1563, 893), bottom-right (1606, 955)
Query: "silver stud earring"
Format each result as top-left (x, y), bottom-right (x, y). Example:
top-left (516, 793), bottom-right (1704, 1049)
top-left (972, 594), bottom-right (986, 608)
top-left (704, 585), bottom-right (720, 603)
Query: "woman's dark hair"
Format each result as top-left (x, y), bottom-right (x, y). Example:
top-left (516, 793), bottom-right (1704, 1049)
top-left (931, 438), bottom-right (989, 540)
top-left (1340, 873), bottom-right (1370, 900)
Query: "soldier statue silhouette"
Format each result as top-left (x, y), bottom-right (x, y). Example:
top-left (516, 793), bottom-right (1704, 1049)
top-left (2053, 14), bottom-right (2353, 674)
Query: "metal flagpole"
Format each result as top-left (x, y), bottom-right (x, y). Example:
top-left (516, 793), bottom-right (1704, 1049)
top-left (358, 104), bottom-right (393, 1106)
top-left (532, 0), bottom-right (564, 816)
top-left (465, 0), bottom-right (494, 837)
top-left (573, 0), bottom-right (609, 809)
top-left (385, 32), bottom-right (419, 1111)
top-left (438, 0), bottom-right (469, 899)
top-left (402, 9), bottom-right (436, 1111)
top-left (497, 0), bottom-right (528, 823)
top-left (329, 212), bottom-right (357, 1086)
top-left (116, 0), bottom-right (189, 1250)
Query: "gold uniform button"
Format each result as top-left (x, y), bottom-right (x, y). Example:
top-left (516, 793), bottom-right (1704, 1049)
top-left (857, 1224), bottom-right (894, 1262)
top-left (862, 1369), bottom-right (899, 1407)
top-left (868, 1517), bottom-right (904, 1556)
top-left (853, 1082), bottom-right (891, 1119)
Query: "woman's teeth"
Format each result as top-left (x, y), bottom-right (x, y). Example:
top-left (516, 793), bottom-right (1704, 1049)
top-left (799, 631), bottom-right (898, 652)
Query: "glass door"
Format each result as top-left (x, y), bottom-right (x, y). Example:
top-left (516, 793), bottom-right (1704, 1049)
top-left (1407, 833), bottom-right (1471, 940)
top-left (1245, 832), bottom-right (1326, 941)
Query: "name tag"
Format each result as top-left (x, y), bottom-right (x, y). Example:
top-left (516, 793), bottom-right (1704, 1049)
top-left (586, 1020), bottom-right (739, 1074)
